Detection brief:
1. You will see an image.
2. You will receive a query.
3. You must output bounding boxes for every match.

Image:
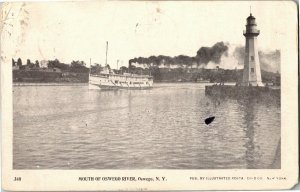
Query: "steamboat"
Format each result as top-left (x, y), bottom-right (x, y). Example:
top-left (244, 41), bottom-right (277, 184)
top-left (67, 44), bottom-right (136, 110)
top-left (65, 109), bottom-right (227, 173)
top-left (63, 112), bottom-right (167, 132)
top-left (89, 42), bottom-right (153, 90)
top-left (89, 71), bottom-right (153, 90)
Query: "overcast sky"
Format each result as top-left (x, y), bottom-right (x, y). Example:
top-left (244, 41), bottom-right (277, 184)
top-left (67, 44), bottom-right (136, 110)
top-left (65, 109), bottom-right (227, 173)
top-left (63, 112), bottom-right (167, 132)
top-left (5, 1), bottom-right (295, 68)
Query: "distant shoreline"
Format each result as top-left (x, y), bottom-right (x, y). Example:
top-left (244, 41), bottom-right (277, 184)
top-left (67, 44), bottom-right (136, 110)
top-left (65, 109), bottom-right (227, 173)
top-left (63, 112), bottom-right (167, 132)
top-left (13, 82), bottom-right (88, 86)
top-left (12, 82), bottom-right (236, 87)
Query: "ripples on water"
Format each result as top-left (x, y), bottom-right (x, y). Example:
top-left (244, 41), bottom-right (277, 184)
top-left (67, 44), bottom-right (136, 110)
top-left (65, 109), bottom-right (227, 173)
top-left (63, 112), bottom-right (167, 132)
top-left (13, 83), bottom-right (280, 169)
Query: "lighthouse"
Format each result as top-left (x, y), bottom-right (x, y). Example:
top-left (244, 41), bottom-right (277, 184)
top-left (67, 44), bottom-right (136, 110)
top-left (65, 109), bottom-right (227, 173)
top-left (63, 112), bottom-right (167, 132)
top-left (242, 13), bottom-right (263, 86)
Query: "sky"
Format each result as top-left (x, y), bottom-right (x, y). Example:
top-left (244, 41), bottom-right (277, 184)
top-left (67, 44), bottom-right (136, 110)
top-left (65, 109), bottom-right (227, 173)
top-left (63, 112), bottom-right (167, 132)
top-left (3, 1), bottom-right (296, 69)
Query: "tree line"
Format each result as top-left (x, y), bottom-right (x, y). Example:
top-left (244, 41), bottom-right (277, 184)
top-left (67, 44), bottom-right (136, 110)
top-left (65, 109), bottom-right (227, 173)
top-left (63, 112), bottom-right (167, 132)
top-left (12, 58), bottom-right (40, 68)
top-left (12, 58), bottom-right (89, 73)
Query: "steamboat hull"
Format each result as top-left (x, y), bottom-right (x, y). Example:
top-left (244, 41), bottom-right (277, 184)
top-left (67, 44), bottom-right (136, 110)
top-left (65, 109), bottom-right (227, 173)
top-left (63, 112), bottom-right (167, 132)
top-left (89, 83), bottom-right (153, 90)
top-left (89, 74), bottom-right (153, 90)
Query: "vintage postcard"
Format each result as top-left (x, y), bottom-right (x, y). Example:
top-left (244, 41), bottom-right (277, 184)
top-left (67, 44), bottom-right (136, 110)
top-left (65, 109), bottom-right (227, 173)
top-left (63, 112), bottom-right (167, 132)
top-left (1, 0), bottom-right (298, 191)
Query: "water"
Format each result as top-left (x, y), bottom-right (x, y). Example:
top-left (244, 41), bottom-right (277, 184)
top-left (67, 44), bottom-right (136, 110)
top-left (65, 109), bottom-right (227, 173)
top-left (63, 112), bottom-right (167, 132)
top-left (13, 83), bottom-right (280, 169)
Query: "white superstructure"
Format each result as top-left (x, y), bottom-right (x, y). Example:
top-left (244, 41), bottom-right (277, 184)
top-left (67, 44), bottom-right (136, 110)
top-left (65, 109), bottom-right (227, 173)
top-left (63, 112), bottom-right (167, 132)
top-left (89, 72), bottom-right (153, 90)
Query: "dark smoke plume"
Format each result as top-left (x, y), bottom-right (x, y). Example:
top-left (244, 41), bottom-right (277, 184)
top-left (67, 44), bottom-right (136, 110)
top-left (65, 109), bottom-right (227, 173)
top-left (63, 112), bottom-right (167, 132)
top-left (232, 46), bottom-right (280, 73)
top-left (259, 50), bottom-right (281, 73)
top-left (129, 42), bottom-right (229, 67)
top-left (195, 42), bottom-right (228, 64)
top-left (129, 42), bottom-right (280, 73)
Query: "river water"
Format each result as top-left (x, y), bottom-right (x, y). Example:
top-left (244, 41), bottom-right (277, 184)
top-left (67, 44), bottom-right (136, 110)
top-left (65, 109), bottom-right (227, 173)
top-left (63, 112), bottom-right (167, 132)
top-left (13, 83), bottom-right (280, 169)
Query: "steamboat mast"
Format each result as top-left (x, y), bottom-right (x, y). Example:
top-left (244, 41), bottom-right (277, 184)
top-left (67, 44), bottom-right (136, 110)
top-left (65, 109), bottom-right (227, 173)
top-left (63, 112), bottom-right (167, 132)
top-left (105, 41), bottom-right (108, 65)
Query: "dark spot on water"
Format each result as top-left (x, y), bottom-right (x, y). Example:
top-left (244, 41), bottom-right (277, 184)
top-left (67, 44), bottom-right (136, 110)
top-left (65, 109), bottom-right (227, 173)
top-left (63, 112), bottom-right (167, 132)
top-left (205, 116), bottom-right (215, 125)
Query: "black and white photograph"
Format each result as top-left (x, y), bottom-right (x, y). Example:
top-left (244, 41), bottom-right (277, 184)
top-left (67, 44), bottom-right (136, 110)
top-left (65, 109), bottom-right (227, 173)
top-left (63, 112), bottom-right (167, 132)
top-left (1, 1), bottom-right (298, 191)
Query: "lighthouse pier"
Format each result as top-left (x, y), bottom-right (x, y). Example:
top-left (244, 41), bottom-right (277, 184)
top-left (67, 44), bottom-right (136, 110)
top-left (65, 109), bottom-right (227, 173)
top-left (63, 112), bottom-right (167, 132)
top-left (205, 12), bottom-right (280, 100)
top-left (205, 84), bottom-right (280, 101)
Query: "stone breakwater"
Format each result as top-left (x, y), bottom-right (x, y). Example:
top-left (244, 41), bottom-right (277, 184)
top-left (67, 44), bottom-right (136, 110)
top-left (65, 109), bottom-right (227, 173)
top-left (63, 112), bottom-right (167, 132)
top-left (205, 85), bottom-right (280, 101)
